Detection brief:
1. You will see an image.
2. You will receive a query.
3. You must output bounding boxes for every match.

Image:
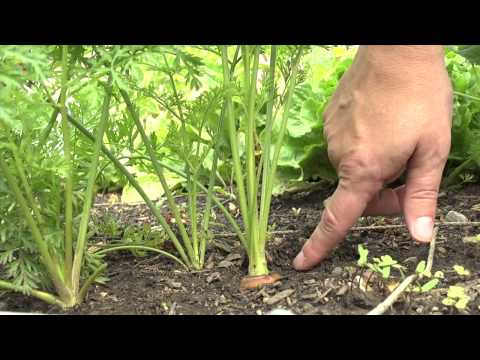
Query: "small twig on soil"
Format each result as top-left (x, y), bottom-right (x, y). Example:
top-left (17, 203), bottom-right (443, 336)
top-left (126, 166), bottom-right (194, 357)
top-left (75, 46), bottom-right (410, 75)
top-left (206, 221), bottom-right (480, 240)
top-left (351, 221), bottom-right (480, 231)
top-left (317, 288), bottom-right (332, 301)
top-left (425, 227), bottom-right (438, 274)
top-left (367, 227), bottom-right (438, 315)
top-left (214, 230), bottom-right (299, 238)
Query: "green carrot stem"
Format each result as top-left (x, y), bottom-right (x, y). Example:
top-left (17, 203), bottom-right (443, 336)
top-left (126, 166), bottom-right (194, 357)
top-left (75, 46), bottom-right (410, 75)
top-left (71, 75), bottom-right (113, 294)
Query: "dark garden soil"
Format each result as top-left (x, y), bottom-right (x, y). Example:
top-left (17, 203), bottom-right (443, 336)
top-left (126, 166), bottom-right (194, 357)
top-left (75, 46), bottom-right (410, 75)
top-left (2, 184), bottom-right (480, 315)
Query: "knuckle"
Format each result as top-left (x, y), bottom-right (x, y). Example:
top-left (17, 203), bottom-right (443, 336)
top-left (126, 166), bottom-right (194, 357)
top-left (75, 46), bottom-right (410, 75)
top-left (326, 145), bottom-right (339, 165)
top-left (429, 140), bottom-right (451, 165)
top-left (318, 206), bottom-right (342, 245)
top-left (408, 188), bottom-right (438, 202)
top-left (339, 151), bottom-right (384, 185)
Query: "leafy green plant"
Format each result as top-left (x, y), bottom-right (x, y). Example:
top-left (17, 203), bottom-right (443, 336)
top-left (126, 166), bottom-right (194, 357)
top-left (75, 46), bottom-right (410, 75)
top-left (442, 49), bottom-right (480, 187)
top-left (410, 261), bottom-right (443, 293)
top-left (457, 45), bottom-right (480, 65)
top-left (271, 47), bottom-right (353, 194)
top-left (453, 264), bottom-right (471, 277)
top-left (357, 244), bottom-right (369, 267)
top-left (0, 46), bottom-right (112, 307)
top-left (220, 45), bottom-right (304, 286)
top-left (356, 244), bottom-right (441, 294)
top-left (442, 285), bottom-right (470, 310)
top-left (370, 255), bottom-right (407, 279)
top-left (356, 245), bottom-right (406, 280)
top-left (114, 224), bottom-right (168, 257)
top-left (50, 46), bottom-right (247, 272)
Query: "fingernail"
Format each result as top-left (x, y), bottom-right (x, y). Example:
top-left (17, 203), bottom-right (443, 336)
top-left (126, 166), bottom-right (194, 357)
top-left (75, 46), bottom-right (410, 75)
top-left (293, 250), bottom-right (306, 270)
top-left (414, 216), bottom-right (434, 242)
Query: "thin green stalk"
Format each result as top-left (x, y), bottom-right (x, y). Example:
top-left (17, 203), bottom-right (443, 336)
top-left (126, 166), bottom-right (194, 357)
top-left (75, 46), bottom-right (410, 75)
top-left (245, 46), bottom-right (262, 273)
top-left (38, 108), bottom-right (60, 150)
top-left (0, 158), bottom-right (71, 302)
top-left (244, 48), bottom-right (260, 215)
top-left (189, 178), bottom-right (199, 264)
top-left (120, 89), bottom-right (196, 266)
top-left (443, 157), bottom-right (476, 187)
top-left (259, 46), bottom-right (278, 242)
top-left (160, 161), bottom-right (246, 248)
top-left (0, 279), bottom-right (65, 308)
top-left (161, 54), bottom-right (201, 265)
top-left (59, 45), bottom-right (74, 286)
top-left (95, 245), bottom-right (188, 270)
top-left (221, 46), bottom-right (251, 242)
top-left (78, 263), bottom-right (107, 303)
top-left (200, 107), bottom-right (227, 266)
top-left (71, 76), bottom-right (113, 295)
top-left (454, 91), bottom-right (480, 102)
top-left (11, 148), bottom-right (43, 224)
top-left (189, 94), bottom-right (221, 266)
top-left (259, 48), bottom-right (303, 248)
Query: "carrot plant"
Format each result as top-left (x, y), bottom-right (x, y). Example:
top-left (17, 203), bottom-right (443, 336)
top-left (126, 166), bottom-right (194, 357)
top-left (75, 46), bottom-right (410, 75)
top-left (0, 45), bottom-right (178, 308)
top-left (0, 46), bottom-right (113, 307)
top-left (45, 46), bottom-right (245, 271)
top-left (220, 45), bottom-right (304, 288)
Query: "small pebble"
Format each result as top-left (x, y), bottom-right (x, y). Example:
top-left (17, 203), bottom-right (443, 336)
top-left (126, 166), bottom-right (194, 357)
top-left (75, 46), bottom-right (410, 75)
top-left (273, 237), bottom-right (283, 246)
top-left (206, 272), bottom-right (221, 284)
top-left (336, 285), bottom-right (349, 296)
top-left (445, 210), bottom-right (468, 223)
top-left (224, 253), bottom-right (242, 262)
top-left (217, 260), bottom-right (234, 268)
top-left (303, 303), bottom-right (315, 313)
top-left (263, 289), bottom-right (295, 305)
top-left (167, 280), bottom-right (182, 289)
top-left (437, 247), bottom-right (447, 255)
top-left (332, 267), bottom-right (343, 277)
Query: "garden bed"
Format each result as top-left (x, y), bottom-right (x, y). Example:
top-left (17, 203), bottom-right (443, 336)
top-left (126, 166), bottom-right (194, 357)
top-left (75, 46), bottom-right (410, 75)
top-left (2, 184), bottom-right (480, 315)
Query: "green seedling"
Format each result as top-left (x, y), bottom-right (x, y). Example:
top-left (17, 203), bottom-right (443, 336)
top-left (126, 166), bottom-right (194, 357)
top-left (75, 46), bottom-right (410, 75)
top-left (118, 225), bottom-right (168, 257)
top-left (442, 286), bottom-right (471, 310)
top-left (355, 245), bottom-right (406, 294)
top-left (410, 263), bottom-right (443, 293)
top-left (463, 234), bottom-right (480, 244)
top-left (357, 244), bottom-right (369, 267)
top-left (369, 255), bottom-right (406, 279)
top-left (357, 245), bottom-right (441, 295)
top-left (453, 265), bottom-right (471, 277)
top-left (96, 214), bottom-right (122, 237)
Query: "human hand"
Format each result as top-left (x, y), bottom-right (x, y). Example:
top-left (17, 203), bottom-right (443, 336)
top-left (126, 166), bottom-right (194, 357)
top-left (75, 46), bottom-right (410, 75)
top-left (293, 46), bottom-right (453, 271)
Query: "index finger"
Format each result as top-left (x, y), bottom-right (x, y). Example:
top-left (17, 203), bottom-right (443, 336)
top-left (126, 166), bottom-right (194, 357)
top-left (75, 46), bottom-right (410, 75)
top-left (293, 179), bottom-right (381, 271)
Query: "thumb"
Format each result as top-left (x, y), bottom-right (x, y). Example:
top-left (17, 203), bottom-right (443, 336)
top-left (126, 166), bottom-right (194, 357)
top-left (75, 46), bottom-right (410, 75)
top-left (403, 147), bottom-right (447, 243)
